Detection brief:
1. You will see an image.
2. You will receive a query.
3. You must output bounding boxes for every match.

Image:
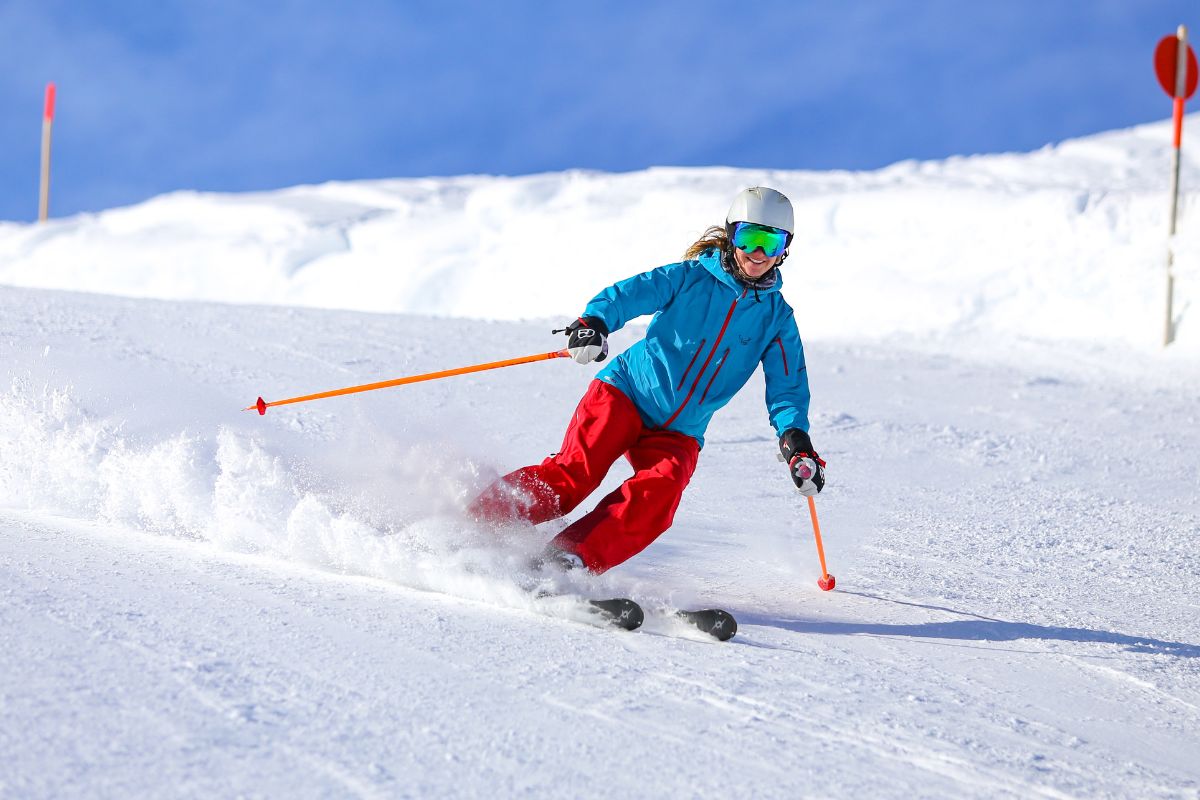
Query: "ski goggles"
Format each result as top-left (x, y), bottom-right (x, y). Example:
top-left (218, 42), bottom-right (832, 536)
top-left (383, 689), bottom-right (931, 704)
top-left (730, 222), bottom-right (789, 258)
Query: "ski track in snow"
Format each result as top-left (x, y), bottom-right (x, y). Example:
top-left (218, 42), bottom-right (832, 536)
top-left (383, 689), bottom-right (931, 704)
top-left (3, 118), bottom-right (1200, 797)
top-left (6, 511), bottom-right (1194, 800)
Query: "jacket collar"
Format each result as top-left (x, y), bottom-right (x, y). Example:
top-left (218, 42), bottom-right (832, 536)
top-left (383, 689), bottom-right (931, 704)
top-left (697, 247), bottom-right (784, 295)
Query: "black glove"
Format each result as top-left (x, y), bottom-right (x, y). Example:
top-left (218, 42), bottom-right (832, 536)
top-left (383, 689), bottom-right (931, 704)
top-left (779, 428), bottom-right (825, 496)
top-left (562, 317), bottom-right (609, 364)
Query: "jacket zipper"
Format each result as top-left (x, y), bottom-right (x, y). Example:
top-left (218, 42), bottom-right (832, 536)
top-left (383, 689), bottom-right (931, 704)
top-left (699, 348), bottom-right (730, 403)
top-left (773, 336), bottom-right (789, 376)
top-left (675, 338), bottom-right (707, 391)
top-left (663, 288), bottom-right (745, 428)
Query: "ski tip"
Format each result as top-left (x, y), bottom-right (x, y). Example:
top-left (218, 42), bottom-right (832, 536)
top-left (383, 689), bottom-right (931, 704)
top-left (678, 609), bottom-right (738, 641)
top-left (707, 610), bottom-right (737, 641)
top-left (589, 598), bottom-right (644, 631)
top-left (817, 574), bottom-right (836, 591)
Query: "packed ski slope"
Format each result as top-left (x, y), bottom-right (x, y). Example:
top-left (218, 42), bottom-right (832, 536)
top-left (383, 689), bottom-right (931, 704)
top-left (2, 118), bottom-right (1199, 798)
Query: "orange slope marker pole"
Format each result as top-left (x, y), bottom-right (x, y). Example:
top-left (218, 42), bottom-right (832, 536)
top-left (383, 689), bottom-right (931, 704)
top-left (245, 349), bottom-right (571, 415)
top-left (807, 495), bottom-right (836, 591)
top-left (1154, 25), bottom-right (1199, 346)
top-left (38, 83), bottom-right (56, 222)
top-left (1166, 26), bottom-right (1188, 346)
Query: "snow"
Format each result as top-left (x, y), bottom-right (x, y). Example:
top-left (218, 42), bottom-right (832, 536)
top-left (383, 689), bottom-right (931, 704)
top-left (2, 117), bottom-right (1199, 798)
top-left (4, 116), bottom-right (1200, 351)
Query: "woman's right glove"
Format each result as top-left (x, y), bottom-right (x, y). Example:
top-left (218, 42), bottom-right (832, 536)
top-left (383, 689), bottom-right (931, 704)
top-left (562, 317), bottom-right (609, 364)
top-left (779, 428), bottom-right (826, 496)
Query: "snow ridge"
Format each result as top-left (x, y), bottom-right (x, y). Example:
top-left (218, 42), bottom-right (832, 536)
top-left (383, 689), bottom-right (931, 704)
top-left (2, 116), bottom-right (1200, 350)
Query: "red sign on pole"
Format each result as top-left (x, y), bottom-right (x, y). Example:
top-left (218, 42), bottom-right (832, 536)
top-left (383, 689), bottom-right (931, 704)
top-left (1155, 27), bottom-right (1197, 347)
top-left (1155, 35), bottom-right (1198, 99)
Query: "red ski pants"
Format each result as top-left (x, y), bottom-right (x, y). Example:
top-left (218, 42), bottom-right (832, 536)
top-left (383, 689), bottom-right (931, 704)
top-left (468, 380), bottom-right (700, 573)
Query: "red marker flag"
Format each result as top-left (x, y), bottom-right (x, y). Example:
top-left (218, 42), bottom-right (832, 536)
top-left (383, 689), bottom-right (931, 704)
top-left (1155, 27), bottom-right (1197, 347)
top-left (1155, 35), bottom-right (1198, 100)
top-left (44, 83), bottom-right (56, 121)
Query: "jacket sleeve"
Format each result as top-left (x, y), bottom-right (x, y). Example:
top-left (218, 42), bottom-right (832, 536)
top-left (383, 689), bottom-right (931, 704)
top-left (761, 309), bottom-right (811, 435)
top-left (580, 261), bottom-right (692, 333)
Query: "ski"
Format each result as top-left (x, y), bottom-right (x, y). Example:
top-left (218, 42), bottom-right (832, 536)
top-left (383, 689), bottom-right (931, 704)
top-left (676, 608), bottom-right (737, 641)
top-left (587, 598), bottom-right (645, 631)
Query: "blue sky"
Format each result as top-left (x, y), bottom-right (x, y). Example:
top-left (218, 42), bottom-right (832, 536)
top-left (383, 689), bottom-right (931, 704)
top-left (0, 0), bottom-right (1194, 221)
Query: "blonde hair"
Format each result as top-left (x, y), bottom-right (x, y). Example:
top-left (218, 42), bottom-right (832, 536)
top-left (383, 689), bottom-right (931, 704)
top-left (683, 225), bottom-right (730, 260)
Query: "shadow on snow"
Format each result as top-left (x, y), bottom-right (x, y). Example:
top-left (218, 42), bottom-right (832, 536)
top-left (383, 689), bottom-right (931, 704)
top-left (740, 590), bottom-right (1200, 658)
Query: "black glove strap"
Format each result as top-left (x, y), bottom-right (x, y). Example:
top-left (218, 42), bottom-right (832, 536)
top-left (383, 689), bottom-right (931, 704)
top-left (553, 317), bottom-right (610, 336)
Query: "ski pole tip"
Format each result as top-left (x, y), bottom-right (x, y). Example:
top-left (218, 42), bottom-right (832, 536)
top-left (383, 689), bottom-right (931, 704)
top-left (817, 574), bottom-right (836, 591)
top-left (243, 397), bottom-right (267, 415)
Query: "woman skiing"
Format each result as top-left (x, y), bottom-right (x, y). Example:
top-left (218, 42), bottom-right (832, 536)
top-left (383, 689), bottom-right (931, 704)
top-left (469, 187), bottom-right (825, 573)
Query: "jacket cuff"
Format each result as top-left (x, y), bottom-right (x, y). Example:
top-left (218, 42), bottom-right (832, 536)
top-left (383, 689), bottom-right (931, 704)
top-left (580, 316), bottom-right (610, 336)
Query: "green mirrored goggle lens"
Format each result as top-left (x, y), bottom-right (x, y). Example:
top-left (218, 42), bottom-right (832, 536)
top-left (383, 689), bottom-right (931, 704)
top-left (731, 222), bottom-right (788, 258)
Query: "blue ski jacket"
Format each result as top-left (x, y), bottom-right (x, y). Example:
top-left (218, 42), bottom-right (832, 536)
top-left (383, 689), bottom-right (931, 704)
top-left (582, 247), bottom-right (811, 449)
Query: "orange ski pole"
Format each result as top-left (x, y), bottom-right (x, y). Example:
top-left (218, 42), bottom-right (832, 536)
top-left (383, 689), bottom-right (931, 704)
top-left (245, 349), bottom-right (570, 415)
top-left (806, 495), bottom-right (836, 591)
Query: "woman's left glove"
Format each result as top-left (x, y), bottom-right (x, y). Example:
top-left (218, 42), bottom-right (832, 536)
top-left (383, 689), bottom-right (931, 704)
top-left (779, 428), bottom-right (826, 496)
top-left (563, 317), bottom-right (609, 364)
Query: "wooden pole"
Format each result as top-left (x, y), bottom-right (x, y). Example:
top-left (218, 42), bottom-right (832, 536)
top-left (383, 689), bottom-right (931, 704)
top-left (38, 83), bottom-right (56, 223)
top-left (1165, 26), bottom-right (1188, 347)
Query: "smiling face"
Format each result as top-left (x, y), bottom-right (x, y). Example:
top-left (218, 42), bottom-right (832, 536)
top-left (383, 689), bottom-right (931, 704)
top-left (732, 246), bottom-right (781, 279)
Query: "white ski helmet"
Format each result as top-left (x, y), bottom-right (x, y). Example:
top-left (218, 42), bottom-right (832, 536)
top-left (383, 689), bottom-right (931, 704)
top-left (726, 187), bottom-right (794, 236)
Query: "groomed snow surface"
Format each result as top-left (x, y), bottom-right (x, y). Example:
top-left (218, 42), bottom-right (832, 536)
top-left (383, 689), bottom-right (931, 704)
top-left (2, 118), bottom-right (1199, 798)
